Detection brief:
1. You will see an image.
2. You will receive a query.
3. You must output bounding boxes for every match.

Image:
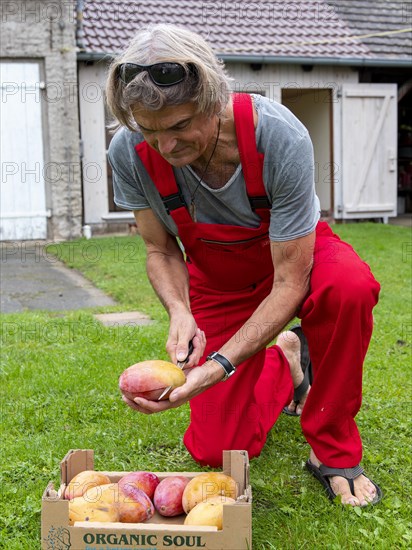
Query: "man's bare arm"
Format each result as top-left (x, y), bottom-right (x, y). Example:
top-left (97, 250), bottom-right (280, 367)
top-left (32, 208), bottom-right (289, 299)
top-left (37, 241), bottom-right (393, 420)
top-left (133, 209), bottom-right (203, 364)
top-left (134, 209), bottom-right (189, 316)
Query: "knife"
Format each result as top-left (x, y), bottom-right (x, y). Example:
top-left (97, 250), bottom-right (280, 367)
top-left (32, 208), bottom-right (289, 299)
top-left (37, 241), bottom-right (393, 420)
top-left (157, 340), bottom-right (194, 401)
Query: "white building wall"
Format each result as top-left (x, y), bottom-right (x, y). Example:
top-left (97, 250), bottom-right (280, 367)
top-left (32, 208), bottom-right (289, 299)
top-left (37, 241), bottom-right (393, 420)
top-left (225, 62), bottom-right (358, 101)
top-left (1, 0), bottom-right (82, 240)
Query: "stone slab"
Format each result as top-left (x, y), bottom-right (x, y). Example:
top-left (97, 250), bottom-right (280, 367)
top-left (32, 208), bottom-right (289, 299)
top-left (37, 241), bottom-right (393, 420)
top-left (93, 311), bottom-right (154, 326)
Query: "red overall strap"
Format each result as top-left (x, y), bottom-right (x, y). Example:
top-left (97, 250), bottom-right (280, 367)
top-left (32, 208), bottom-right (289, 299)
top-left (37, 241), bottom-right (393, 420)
top-left (135, 141), bottom-right (176, 196)
top-left (232, 93), bottom-right (270, 219)
top-left (135, 141), bottom-right (191, 223)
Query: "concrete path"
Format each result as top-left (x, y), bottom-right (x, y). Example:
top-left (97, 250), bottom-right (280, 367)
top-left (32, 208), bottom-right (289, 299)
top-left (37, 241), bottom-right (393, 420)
top-left (1, 243), bottom-right (116, 313)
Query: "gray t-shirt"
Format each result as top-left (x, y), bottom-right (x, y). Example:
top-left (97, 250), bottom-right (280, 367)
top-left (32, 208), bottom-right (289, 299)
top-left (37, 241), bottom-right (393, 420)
top-left (108, 94), bottom-right (320, 242)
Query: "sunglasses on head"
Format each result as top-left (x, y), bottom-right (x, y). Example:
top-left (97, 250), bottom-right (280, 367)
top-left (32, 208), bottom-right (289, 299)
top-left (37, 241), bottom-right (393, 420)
top-left (117, 62), bottom-right (191, 87)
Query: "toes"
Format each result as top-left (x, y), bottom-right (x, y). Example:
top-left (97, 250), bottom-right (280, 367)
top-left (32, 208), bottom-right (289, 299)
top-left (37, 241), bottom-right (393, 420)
top-left (330, 477), bottom-right (360, 506)
top-left (354, 477), bottom-right (377, 506)
top-left (365, 484), bottom-right (377, 501)
top-left (339, 491), bottom-right (360, 506)
top-left (331, 475), bottom-right (377, 507)
top-left (292, 385), bottom-right (310, 415)
top-left (287, 400), bottom-right (303, 415)
top-left (366, 480), bottom-right (377, 496)
top-left (345, 497), bottom-right (361, 506)
top-left (287, 400), bottom-right (298, 414)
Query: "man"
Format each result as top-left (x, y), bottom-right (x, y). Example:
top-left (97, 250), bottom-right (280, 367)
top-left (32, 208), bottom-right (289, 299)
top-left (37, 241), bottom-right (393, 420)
top-left (106, 23), bottom-right (381, 506)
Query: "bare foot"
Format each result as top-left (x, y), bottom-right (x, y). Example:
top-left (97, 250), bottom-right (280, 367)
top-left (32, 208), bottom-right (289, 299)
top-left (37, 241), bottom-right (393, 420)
top-left (277, 330), bottom-right (310, 415)
top-left (309, 450), bottom-right (378, 506)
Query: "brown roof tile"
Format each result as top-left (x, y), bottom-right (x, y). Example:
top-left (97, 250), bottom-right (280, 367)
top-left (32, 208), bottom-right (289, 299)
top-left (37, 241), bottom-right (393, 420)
top-left (80, 0), bottom-right (374, 59)
top-left (327, 0), bottom-right (412, 59)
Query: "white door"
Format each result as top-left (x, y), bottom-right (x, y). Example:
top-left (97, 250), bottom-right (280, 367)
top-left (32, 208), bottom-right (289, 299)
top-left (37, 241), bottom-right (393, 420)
top-left (0, 62), bottom-right (48, 240)
top-left (339, 83), bottom-right (397, 219)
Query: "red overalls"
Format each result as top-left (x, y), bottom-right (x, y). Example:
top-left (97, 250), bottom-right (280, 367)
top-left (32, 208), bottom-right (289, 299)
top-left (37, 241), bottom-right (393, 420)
top-left (135, 94), bottom-right (381, 468)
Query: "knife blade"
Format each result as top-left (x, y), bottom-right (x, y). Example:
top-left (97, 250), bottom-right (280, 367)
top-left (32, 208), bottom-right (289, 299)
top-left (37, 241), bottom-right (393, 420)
top-left (157, 340), bottom-right (194, 401)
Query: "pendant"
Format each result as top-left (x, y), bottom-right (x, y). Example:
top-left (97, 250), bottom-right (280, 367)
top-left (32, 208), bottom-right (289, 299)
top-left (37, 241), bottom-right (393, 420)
top-left (189, 201), bottom-right (197, 222)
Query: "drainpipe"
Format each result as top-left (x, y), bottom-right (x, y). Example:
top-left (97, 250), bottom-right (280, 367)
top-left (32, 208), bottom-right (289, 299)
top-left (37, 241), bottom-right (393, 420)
top-left (76, 0), bottom-right (85, 51)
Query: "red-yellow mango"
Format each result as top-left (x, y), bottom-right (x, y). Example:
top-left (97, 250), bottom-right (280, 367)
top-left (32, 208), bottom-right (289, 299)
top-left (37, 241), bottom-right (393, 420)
top-left (82, 483), bottom-right (154, 523)
top-left (118, 484), bottom-right (154, 523)
top-left (64, 470), bottom-right (111, 500)
top-left (183, 496), bottom-right (236, 530)
top-left (81, 483), bottom-right (118, 505)
top-left (119, 471), bottom-right (160, 499)
top-left (182, 473), bottom-right (238, 513)
top-left (68, 494), bottom-right (119, 525)
top-left (119, 360), bottom-right (186, 401)
top-left (153, 476), bottom-right (190, 517)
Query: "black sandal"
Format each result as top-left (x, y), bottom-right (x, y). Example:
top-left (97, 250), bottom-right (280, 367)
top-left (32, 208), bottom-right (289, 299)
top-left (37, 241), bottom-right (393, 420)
top-left (305, 460), bottom-right (382, 504)
top-left (282, 325), bottom-right (312, 416)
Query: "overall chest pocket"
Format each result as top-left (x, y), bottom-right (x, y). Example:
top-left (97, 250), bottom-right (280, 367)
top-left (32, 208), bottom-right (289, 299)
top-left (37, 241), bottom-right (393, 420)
top-left (199, 233), bottom-right (271, 254)
top-left (194, 233), bottom-right (273, 284)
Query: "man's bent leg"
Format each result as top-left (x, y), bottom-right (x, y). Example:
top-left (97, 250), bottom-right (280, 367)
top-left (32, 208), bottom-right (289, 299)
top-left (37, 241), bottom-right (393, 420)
top-left (184, 272), bottom-right (292, 466)
top-left (299, 224), bottom-right (380, 467)
top-left (183, 305), bottom-right (293, 468)
top-left (184, 346), bottom-right (292, 467)
top-left (298, 224), bottom-right (381, 505)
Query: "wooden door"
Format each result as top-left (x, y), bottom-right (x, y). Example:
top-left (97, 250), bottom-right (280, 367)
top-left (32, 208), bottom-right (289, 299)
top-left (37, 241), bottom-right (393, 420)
top-left (340, 83), bottom-right (397, 219)
top-left (0, 62), bottom-right (48, 239)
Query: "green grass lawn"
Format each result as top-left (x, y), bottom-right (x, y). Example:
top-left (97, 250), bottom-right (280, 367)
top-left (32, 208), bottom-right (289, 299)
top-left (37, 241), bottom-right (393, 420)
top-left (1, 223), bottom-right (411, 549)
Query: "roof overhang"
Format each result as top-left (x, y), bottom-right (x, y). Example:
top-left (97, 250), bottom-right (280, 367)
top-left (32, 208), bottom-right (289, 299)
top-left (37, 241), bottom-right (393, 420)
top-left (77, 51), bottom-right (412, 69)
top-left (220, 55), bottom-right (412, 68)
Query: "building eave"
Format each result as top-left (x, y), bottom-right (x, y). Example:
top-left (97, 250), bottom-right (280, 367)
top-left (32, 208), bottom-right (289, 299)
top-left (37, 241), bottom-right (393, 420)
top-left (77, 51), bottom-right (116, 63)
top-left (77, 51), bottom-right (412, 69)
top-left (219, 54), bottom-right (412, 68)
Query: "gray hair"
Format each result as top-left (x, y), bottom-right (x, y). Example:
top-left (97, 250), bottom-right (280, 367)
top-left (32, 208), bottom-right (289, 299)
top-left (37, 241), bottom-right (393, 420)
top-left (106, 24), bottom-right (232, 131)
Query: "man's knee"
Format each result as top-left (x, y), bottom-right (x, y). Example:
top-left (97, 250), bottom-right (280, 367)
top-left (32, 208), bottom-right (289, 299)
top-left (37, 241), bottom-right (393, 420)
top-left (319, 266), bottom-right (380, 312)
top-left (184, 400), bottom-right (268, 467)
top-left (184, 427), bottom-right (225, 468)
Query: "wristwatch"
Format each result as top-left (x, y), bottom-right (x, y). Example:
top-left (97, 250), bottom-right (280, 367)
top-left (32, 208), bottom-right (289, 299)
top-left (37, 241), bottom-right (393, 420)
top-left (207, 352), bottom-right (236, 381)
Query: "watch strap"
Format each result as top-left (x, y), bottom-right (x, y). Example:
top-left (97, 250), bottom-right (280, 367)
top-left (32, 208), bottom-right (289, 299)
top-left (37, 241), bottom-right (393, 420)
top-left (207, 352), bottom-right (236, 381)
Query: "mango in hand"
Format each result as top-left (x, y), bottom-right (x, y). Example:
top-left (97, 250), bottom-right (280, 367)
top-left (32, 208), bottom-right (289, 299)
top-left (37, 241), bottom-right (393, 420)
top-left (119, 360), bottom-right (185, 401)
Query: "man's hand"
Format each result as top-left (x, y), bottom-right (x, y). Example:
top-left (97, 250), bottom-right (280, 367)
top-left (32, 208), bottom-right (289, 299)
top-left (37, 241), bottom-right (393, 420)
top-left (121, 360), bottom-right (224, 415)
top-left (167, 323), bottom-right (206, 367)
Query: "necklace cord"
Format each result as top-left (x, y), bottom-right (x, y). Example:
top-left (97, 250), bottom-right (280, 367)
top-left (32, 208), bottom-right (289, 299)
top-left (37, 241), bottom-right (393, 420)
top-left (183, 117), bottom-right (221, 209)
